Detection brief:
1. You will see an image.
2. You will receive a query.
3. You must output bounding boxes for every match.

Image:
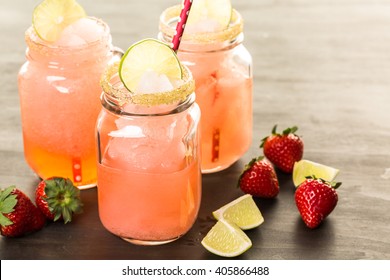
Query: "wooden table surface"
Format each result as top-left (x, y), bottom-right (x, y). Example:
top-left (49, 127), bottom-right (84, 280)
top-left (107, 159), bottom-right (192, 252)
top-left (1, 0), bottom-right (390, 260)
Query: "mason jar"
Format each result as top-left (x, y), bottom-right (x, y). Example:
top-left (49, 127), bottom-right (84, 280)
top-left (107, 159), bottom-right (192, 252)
top-left (159, 6), bottom-right (253, 173)
top-left (18, 17), bottom-right (117, 189)
top-left (97, 61), bottom-right (201, 245)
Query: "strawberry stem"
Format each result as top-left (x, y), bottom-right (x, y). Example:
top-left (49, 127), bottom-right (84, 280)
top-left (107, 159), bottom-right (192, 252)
top-left (43, 177), bottom-right (83, 224)
top-left (304, 175), bottom-right (342, 189)
top-left (260, 125), bottom-right (299, 148)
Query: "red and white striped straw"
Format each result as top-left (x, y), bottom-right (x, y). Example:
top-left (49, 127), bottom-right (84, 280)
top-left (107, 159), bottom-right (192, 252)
top-left (171, 0), bottom-right (193, 52)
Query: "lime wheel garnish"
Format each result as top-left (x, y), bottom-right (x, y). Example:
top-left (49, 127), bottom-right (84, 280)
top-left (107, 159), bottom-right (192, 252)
top-left (186, 0), bottom-right (232, 32)
top-left (119, 38), bottom-right (183, 93)
top-left (108, 38), bottom-right (194, 106)
top-left (32, 0), bottom-right (86, 42)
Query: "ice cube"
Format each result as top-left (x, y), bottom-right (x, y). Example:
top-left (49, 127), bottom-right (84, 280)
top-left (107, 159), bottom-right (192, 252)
top-left (103, 136), bottom-right (185, 172)
top-left (109, 125), bottom-right (145, 138)
top-left (102, 113), bottom-right (189, 172)
top-left (170, 78), bottom-right (184, 89)
top-left (49, 17), bottom-right (105, 46)
top-left (114, 117), bottom-right (130, 130)
top-left (54, 24), bottom-right (86, 46)
top-left (103, 138), bottom-right (144, 167)
top-left (185, 19), bottom-right (224, 34)
top-left (74, 18), bottom-right (105, 43)
top-left (135, 70), bottom-right (175, 94)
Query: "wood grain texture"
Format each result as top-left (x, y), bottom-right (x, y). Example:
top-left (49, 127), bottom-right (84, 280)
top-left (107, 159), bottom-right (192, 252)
top-left (1, 0), bottom-right (390, 260)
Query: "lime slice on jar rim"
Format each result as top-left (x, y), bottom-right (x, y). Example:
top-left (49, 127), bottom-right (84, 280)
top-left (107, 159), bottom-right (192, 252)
top-left (212, 194), bottom-right (264, 230)
top-left (32, 0), bottom-right (86, 42)
top-left (186, 0), bottom-right (233, 32)
top-left (118, 38), bottom-right (183, 94)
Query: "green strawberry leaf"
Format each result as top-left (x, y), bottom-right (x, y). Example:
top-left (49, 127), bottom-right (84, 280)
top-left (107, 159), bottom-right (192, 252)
top-left (271, 125), bottom-right (278, 135)
top-left (0, 186), bottom-right (15, 201)
top-left (0, 213), bottom-right (13, 226)
top-left (259, 136), bottom-right (267, 148)
top-left (0, 186), bottom-right (17, 214)
top-left (282, 126), bottom-right (298, 135)
top-left (303, 175), bottom-right (342, 189)
top-left (331, 181), bottom-right (342, 189)
top-left (0, 195), bottom-right (17, 214)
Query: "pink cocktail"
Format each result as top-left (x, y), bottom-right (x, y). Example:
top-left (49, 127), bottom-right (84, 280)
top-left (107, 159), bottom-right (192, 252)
top-left (97, 61), bottom-right (201, 245)
top-left (159, 6), bottom-right (253, 173)
top-left (18, 17), bottom-right (116, 188)
top-left (98, 160), bottom-right (200, 243)
top-left (185, 52), bottom-right (253, 172)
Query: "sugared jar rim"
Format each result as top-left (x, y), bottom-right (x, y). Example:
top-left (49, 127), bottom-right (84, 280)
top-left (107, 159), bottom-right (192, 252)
top-left (100, 61), bottom-right (195, 106)
top-left (159, 5), bottom-right (243, 44)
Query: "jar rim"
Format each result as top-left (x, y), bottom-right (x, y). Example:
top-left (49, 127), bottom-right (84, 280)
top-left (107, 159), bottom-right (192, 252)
top-left (159, 5), bottom-right (243, 44)
top-left (25, 17), bottom-right (111, 53)
top-left (100, 61), bottom-right (195, 107)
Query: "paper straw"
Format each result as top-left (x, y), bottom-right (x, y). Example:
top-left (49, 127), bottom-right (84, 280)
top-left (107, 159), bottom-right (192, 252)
top-left (172, 0), bottom-right (193, 52)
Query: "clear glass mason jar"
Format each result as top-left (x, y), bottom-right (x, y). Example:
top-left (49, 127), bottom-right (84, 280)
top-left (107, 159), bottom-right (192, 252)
top-left (18, 17), bottom-right (116, 189)
top-left (97, 62), bottom-right (202, 245)
top-left (159, 6), bottom-right (253, 173)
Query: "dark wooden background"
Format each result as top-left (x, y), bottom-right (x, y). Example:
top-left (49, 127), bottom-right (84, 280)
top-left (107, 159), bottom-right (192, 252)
top-left (1, 0), bottom-right (390, 260)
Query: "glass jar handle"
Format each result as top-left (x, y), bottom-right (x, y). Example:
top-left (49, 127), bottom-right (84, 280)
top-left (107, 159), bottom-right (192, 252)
top-left (110, 46), bottom-right (124, 63)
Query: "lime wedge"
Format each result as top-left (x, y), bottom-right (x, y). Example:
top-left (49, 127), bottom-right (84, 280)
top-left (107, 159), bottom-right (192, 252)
top-left (186, 0), bottom-right (232, 32)
top-left (201, 219), bottom-right (252, 258)
top-left (212, 194), bottom-right (264, 230)
top-left (293, 159), bottom-right (340, 187)
top-left (32, 0), bottom-right (86, 42)
top-left (119, 38), bottom-right (183, 93)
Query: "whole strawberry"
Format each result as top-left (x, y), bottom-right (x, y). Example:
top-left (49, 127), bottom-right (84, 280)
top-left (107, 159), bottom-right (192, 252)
top-left (295, 177), bottom-right (341, 229)
top-left (238, 156), bottom-right (279, 198)
top-left (35, 177), bottom-right (83, 224)
top-left (260, 125), bottom-right (304, 173)
top-left (0, 186), bottom-right (46, 237)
